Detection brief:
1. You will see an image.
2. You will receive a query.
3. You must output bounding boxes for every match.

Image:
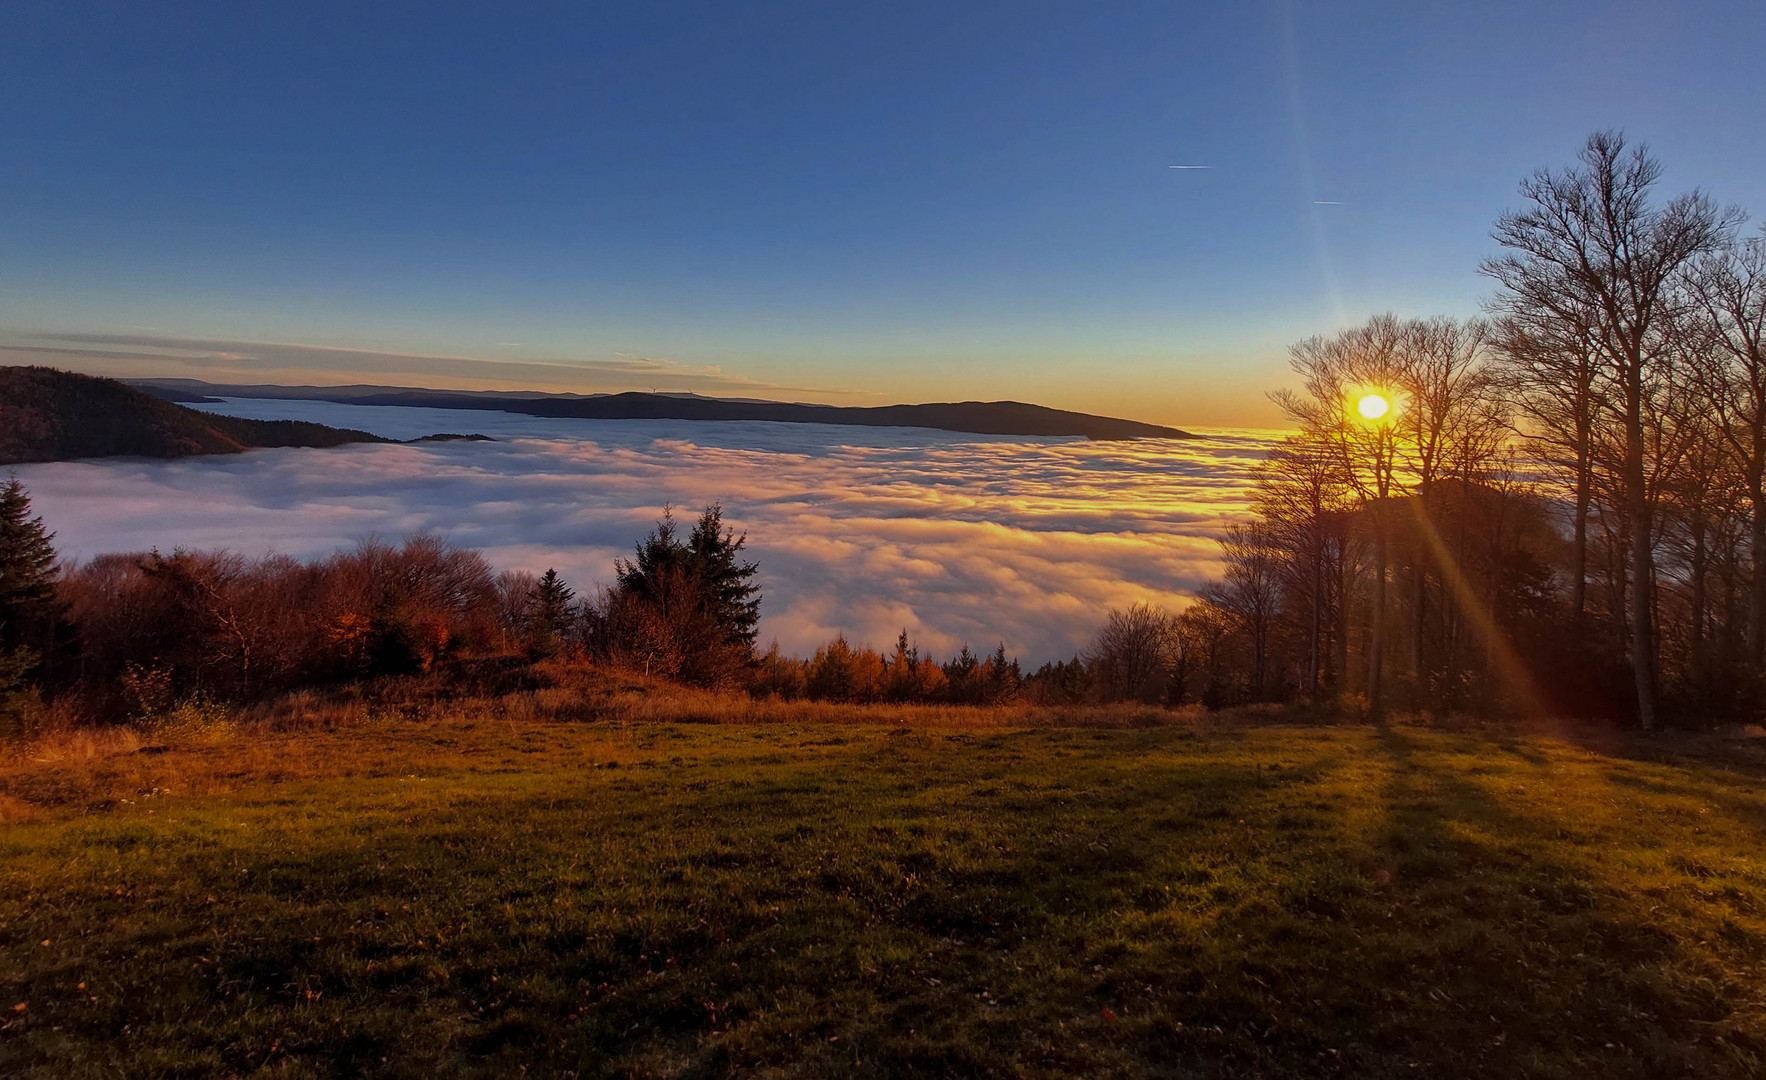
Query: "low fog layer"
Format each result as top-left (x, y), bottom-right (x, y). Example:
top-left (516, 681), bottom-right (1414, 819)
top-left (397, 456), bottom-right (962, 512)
top-left (16, 398), bottom-right (1273, 661)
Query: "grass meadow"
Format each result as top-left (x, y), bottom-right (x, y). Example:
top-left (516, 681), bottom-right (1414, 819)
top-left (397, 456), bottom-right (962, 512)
top-left (1, 684), bottom-right (1763, 1078)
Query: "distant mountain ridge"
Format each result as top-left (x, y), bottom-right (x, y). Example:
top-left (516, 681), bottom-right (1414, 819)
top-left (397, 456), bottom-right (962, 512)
top-left (127, 379), bottom-right (1196, 440)
top-left (0, 367), bottom-right (391, 464)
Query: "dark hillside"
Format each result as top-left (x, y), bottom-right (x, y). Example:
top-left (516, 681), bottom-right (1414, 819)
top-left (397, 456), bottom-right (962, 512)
top-left (0, 366), bottom-right (387, 464)
top-left (129, 379), bottom-right (1196, 440)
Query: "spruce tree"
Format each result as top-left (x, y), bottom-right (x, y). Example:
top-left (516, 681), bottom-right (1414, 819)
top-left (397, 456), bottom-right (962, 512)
top-left (527, 568), bottom-right (574, 659)
top-left (986, 642), bottom-right (1021, 703)
top-left (685, 504), bottom-right (760, 650)
top-left (0, 477), bottom-right (59, 653)
top-left (0, 478), bottom-right (58, 726)
top-left (609, 505), bottom-right (761, 687)
top-left (615, 507), bottom-right (683, 601)
top-left (616, 504), bottom-right (760, 651)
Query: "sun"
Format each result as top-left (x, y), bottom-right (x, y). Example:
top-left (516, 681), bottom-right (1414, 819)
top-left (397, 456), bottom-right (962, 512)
top-left (1356, 393), bottom-right (1391, 420)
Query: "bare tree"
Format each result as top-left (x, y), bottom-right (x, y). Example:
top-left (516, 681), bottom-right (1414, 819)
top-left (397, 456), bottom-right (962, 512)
top-left (494, 569), bottom-right (538, 653)
top-left (1396, 316), bottom-right (1496, 680)
top-left (1490, 312), bottom-right (1603, 627)
top-left (1687, 229), bottom-right (1766, 665)
top-left (1085, 603), bottom-right (1174, 703)
top-left (1201, 522), bottom-right (1285, 698)
top-left (1655, 368), bottom-right (1738, 684)
top-left (1253, 432), bottom-right (1354, 696)
top-left (1274, 314), bottom-right (1408, 718)
top-left (1482, 131), bottom-right (1737, 729)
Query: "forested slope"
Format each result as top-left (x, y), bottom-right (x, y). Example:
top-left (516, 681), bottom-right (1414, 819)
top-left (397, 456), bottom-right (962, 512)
top-left (0, 367), bottom-right (387, 464)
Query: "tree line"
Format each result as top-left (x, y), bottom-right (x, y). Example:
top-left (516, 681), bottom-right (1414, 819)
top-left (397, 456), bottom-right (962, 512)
top-left (0, 495), bottom-right (775, 729)
top-left (0, 486), bottom-right (1091, 731)
top-left (1120, 131), bottom-right (1763, 727)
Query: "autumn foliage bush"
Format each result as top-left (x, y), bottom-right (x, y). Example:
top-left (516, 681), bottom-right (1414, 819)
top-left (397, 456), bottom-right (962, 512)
top-left (55, 537), bottom-right (503, 720)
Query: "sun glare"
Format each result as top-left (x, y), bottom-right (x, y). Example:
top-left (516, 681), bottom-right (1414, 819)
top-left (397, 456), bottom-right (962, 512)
top-left (1356, 392), bottom-right (1391, 420)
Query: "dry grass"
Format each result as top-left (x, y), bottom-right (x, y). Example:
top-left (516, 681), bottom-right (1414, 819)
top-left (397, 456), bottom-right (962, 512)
top-left (0, 672), bottom-right (1203, 823)
top-left (4, 667), bottom-right (1757, 829)
top-left (511, 681), bottom-right (1195, 729)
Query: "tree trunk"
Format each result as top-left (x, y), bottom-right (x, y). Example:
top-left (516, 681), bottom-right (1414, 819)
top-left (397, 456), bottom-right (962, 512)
top-left (1441, 596), bottom-right (1459, 682)
top-left (1723, 562), bottom-right (1739, 668)
top-left (1611, 524), bottom-right (1630, 658)
top-left (1626, 385), bottom-right (1658, 731)
top-left (1308, 538), bottom-right (1323, 696)
top-left (1750, 468), bottom-right (1766, 669)
top-left (1336, 552), bottom-right (1352, 697)
top-left (1690, 517), bottom-right (1708, 683)
top-left (1369, 521), bottom-right (1387, 722)
top-left (1253, 620), bottom-right (1267, 699)
top-left (1571, 461), bottom-right (1590, 630)
top-left (1410, 564), bottom-right (1426, 683)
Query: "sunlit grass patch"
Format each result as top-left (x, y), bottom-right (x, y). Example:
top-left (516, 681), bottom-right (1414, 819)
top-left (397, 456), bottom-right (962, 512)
top-left (1, 713), bottom-right (1762, 1077)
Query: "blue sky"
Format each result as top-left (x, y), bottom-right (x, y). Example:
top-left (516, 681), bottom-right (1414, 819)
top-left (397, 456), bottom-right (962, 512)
top-left (2, 1), bottom-right (1763, 425)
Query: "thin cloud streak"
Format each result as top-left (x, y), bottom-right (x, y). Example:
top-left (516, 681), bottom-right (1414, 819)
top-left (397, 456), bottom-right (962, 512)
top-left (15, 399), bottom-right (1274, 662)
top-left (0, 331), bottom-right (872, 400)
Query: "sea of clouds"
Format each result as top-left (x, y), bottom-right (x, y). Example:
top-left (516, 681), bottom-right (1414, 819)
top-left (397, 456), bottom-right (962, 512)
top-left (15, 398), bottom-right (1276, 662)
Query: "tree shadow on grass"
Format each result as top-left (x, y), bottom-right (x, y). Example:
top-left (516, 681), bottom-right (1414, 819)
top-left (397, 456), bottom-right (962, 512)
top-left (1355, 727), bottom-right (1761, 1078)
top-left (1531, 718), bottom-right (1766, 783)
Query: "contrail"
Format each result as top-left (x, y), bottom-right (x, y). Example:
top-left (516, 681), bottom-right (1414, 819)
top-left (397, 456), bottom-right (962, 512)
top-left (1168, 165), bottom-right (1212, 169)
top-left (1314, 200), bottom-right (1342, 205)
